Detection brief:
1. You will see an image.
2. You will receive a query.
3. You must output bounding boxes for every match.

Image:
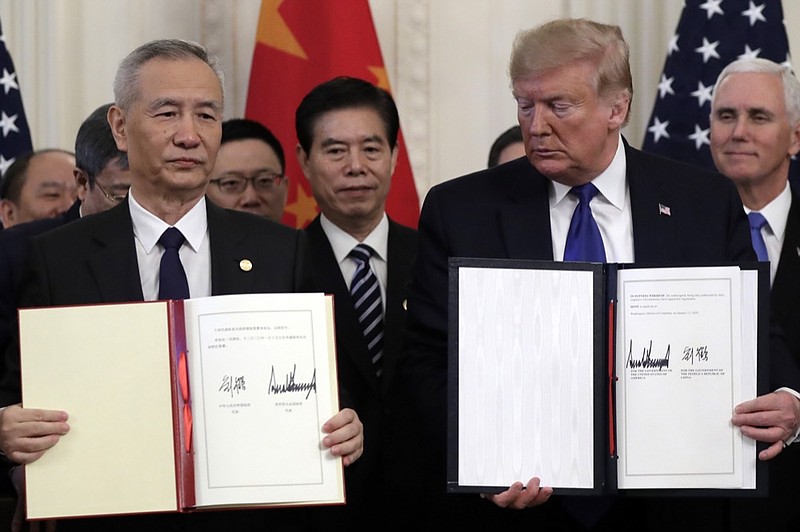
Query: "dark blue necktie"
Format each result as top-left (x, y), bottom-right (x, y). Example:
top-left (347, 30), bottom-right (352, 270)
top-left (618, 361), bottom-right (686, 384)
top-left (349, 244), bottom-right (384, 378)
top-left (748, 212), bottom-right (769, 262)
top-left (158, 227), bottom-right (190, 300)
top-left (564, 183), bottom-right (606, 262)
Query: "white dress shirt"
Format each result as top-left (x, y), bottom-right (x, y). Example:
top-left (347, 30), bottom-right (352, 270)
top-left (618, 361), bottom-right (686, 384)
top-left (743, 181), bottom-right (791, 287)
top-left (319, 213), bottom-right (389, 314)
top-left (129, 192), bottom-right (212, 300)
top-left (549, 136), bottom-right (634, 263)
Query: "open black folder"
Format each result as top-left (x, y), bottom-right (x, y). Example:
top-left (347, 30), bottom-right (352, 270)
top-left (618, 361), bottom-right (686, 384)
top-left (447, 259), bottom-right (769, 497)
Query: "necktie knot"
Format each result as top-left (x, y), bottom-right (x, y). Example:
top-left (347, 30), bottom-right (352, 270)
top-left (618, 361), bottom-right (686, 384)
top-left (159, 227), bottom-right (186, 251)
top-left (349, 243), bottom-right (374, 265)
top-left (570, 183), bottom-right (600, 204)
top-left (748, 211), bottom-right (768, 232)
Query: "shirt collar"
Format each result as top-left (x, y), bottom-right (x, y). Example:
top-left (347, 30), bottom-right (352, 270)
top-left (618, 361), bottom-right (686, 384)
top-left (319, 213), bottom-right (389, 265)
top-left (550, 135), bottom-right (627, 209)
top-left (129, 191), bottom-right (208, 254)
top-left (744, 181), bottom-right (791, 240)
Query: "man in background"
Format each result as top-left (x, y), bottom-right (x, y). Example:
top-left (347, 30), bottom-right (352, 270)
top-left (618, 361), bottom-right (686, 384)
top-left (296, 76), bottom-right (417, 526)
top-left (206, 118), bottom-right (288, 223)
top-left (487, 124), bottom-right (525, 167)
top-left (710, 56), bottom-right (800, 531)
top-left (72, 103), bottom-right (131, 215)
top-left (0, 149), bottom-right (76, 229)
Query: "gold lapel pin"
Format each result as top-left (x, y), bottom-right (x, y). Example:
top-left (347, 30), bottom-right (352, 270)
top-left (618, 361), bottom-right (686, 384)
top-left (239, 259), bottom-right (253, 272)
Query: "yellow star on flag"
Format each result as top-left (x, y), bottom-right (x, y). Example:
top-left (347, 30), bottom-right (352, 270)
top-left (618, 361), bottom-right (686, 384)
top-left (284, 184), bottom-right (319, 228)
top-left (257, 0), bottom-right (307, 60)
top-left (367, 66), bottom-right (390, 91)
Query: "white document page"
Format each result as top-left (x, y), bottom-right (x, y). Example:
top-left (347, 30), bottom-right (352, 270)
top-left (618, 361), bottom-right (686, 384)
top-left (457, 267), bottom-right (596, 489)
top-left (615, 266), bottom-right (755, 489)
top-left (183, 293), bottom-right (343, 507)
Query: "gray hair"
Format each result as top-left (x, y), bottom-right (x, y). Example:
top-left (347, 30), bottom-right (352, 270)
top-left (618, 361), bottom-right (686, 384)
top-left (113, 39), bottom-right (225, 111)
top-left (713, 57), bottom-right (800, 128)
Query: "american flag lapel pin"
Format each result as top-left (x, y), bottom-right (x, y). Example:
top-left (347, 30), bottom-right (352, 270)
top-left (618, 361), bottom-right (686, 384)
top-left (658, 203), bottom-right (671, 216)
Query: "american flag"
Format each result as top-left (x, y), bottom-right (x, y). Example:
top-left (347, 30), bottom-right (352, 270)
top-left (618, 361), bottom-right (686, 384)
top-left (641, 0), bottom-right (796, 180)
top-left (0, 17), bottom-right (32, 177)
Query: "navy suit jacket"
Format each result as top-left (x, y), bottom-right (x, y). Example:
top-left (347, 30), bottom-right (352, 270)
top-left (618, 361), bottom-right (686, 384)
top-left (304, 215), bottom-right (417, 511)
top-left (398, 142), bottom-right (794, 530)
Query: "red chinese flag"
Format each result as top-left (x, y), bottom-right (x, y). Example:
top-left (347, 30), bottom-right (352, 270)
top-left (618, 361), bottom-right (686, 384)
top-left (245, 0), bottom-right (420, 229)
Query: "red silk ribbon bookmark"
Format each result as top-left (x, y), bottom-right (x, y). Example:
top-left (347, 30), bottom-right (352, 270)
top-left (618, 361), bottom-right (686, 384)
top-left (179, 351), bottom-right (193, 453)
top-left (607, 301), bottom-right (616, 458)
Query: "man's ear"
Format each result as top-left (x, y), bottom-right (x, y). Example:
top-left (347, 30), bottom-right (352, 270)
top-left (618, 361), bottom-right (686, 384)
top-left (108, 105), bottom-right (128, 152)
top-left (608, 93), bottom-right (631, 131)
top-left (0, 199), bottom-right (17, 228)
top-left (389, 144), bottom-right (399, 177)
top-left (296, 144), bottom-right (311, 179)
top-left (789, 122), bottom-right (800, 158)
top-left (75, 168), bottom-right (89, 202)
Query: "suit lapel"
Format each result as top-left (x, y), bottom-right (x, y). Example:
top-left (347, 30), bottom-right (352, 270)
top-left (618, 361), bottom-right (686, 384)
top-left (381, 220), bottom-right (416, 392)
top-left (207, 202), bottom-right (256, 295)
top-left (499, 162), bottom-right (554, 260)
top-left (85, 202), bottom-right (144, 302)
top-left (626, 144), bottom-right (677, 262)
top-left (772, 195), bottom-right (800, 320)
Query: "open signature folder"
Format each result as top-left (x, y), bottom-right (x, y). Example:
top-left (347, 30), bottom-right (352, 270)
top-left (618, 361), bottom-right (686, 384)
top-left (19, 293), bottom-right (343, 520)
top-left (447, 259), bottom-right (769, 497)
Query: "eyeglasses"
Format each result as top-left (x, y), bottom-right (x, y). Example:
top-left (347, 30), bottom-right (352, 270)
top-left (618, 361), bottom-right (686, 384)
top-left (94, 180), bottom-right (129, 203)
top-left (209, 172), bottom-right (286, 195)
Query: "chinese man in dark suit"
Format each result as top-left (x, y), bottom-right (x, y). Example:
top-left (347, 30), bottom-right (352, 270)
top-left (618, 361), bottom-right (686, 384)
top-left (296, 76), bottom-right (417, 527)
top-left (0, 39), bottom-right (362, 532)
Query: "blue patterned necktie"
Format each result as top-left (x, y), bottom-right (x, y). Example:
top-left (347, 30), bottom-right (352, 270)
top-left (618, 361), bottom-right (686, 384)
top-left (349, 244), bottom-right (384, 378)
top-left (158, 227), bottom-right (190, 300)
top-left (748, 211), bottom-right (769, 262)
top-left (563, 183), bottom-right (606, 262)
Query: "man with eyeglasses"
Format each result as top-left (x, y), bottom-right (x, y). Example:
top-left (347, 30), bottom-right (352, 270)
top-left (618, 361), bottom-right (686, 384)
top-left (206, 118), bottom-right (288, 223)
top-left (73, 103), bottom-right (132, 215)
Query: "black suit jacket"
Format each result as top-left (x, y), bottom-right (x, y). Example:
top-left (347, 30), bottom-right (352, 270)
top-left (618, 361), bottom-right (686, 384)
top-left (772, 194), bottom-right (800, 361)
top-left (0, 199), bottom-right (314, 531)
top-left (729, 191), bottom-right (800, 531)
top-left (0, 201), bottom-right (81, 368)
top-left (398, 143), bottom-right (788, 530)
top-left (304, 215), bottom-right (417, 514)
